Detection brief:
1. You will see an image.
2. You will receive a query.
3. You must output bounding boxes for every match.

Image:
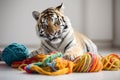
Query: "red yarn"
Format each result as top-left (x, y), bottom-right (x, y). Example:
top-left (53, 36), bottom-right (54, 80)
top-left (11, 54), bottom-right (46, 68)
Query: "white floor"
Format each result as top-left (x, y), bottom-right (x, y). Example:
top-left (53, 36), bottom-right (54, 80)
top-left (0, 47), bottom-right (120, 80)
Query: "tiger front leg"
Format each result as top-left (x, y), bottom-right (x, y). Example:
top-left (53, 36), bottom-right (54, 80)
top-left (63, 46), bottom-right (83, 61)
top-left (29, 48), bottom-right (46, 58)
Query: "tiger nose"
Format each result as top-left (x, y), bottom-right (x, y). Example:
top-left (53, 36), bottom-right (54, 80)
top-left (49, 32), bottom-right (57, 37)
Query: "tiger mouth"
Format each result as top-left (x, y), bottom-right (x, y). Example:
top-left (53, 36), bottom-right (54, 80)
top-left (47, 36), bottom-right (62, 43)
top-left (51, 39), bottom-right (61, 44)
top-left (48, 37), bottom-right (60, 41)
top-left (39, 33), bottom-right (61, 41)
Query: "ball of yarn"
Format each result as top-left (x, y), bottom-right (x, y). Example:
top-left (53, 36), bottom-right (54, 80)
top-left (101, 53), bottom-right (120, 71)
top-left (0, 50), bottom-right (2, 60)
top-left (1, 43), bottom-right (29, 66)
top-left (73, 52), bottom-right (103, 72)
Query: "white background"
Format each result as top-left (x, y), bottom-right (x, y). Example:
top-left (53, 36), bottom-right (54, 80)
top-left (0, 0), bottom-right (120, 47)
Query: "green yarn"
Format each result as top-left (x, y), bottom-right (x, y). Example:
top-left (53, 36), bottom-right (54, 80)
top-left (43, 52), bottom-right (63, 66)
top-left (2, 43), bottom-right (29, 66)
top-left (34, 52), bottom-right (63, 67)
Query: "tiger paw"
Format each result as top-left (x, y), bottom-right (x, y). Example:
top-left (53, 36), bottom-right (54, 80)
top-left (29, 49), bottom-right (41, 58)
top-left (63, 52), bottom-right (80, 61)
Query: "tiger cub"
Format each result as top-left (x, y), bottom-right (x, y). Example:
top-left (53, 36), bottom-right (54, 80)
top-left (30, 3), bottom-right (97, 60)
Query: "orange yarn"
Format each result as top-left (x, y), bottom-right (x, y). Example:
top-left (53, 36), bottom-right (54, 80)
top-left (101, 53), bottom-right (120, 71)
top-left (73, 52), bottom-right (103, 72)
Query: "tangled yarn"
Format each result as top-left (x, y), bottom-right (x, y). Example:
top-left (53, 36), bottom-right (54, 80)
top-left (101, 53), bottom-right (120, 70)
top-left (73, 52), bottom-right (103, 72)
top-left (24, 52), bottom-right (74, 75)
top-left (11, 51), bottom-right (60, 69)
top-left (1, 43), bottom-right (29, 66)
top-left (23, 52), bottom-right (103, 75)
top-left (9, 51), bottom-right (120, 75)
top-left (11, 53), bottom-right (47, 68)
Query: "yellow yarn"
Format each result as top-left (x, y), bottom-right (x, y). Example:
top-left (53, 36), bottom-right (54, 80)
top-left (29, 58), bottom-right (74, 75)
top-left (101, 53), bottom-right (120, 71)
top-left (73, 52), bottom-right (103, 72)
top-left (18, 64), bottom-right (27, 71)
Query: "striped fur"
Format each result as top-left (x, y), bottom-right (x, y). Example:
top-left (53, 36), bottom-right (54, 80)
top-left (30, 4), bottom-right (98, 60)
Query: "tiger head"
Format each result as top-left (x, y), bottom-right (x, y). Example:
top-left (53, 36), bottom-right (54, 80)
top-left (32, 3), bottom-right (72, 44)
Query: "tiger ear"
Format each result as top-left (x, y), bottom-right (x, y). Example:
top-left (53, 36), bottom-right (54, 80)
top-left (56, 3), bottom-right (64, 12)
top-left (32, 11), bottom-right (40, 20)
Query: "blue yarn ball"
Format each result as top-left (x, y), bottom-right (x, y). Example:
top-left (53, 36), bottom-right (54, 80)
top-left (2, 43), bottom-right (29, 66)
top-left (0, 50), bottom-right (2, 60)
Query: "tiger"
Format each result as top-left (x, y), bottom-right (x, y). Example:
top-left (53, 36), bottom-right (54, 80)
top-left (30, 3), bottom-right (98, 60)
